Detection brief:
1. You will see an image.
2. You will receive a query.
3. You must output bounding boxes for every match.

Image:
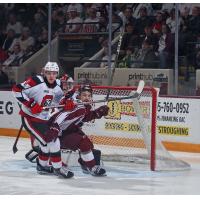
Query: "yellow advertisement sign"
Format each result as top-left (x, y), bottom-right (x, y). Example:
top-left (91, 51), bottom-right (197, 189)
top-left (105, 121), bottom-right (141, 132)
top-left (106, 100), bottom-right (150, 120)
top-left (158, 125), bottom-right (189, 136)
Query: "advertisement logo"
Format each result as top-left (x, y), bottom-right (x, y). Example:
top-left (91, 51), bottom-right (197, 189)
top-left (106, 100), bottom-right (150, 120)
top-left (0, 101), bottom-right (13, 115)
top-left (158, 125), bottom-right (189, 136)
top-left (153, 73), bottom-right (168, 82)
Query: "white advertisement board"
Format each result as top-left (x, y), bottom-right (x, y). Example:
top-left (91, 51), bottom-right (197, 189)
top-left (74, 68), bottom-right (174, 94)
top-left (0, 91), bottom-right (21, 129)
top-left (1, 91), bottom-right (200, 145)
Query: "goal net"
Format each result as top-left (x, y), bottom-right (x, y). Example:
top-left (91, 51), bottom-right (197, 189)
top-left (81, 85), bottom-right (190, 171)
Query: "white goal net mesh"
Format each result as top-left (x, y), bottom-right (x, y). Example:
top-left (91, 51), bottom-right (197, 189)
top-left (82, 85), bottom-right (190, 171)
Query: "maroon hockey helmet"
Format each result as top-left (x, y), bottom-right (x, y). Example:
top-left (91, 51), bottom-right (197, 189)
top-left (78, 84), bottom-right (93, 95)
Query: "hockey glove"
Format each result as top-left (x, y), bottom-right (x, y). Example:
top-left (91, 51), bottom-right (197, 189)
top-left (64, 99), bottom-right (76, 111)
top-left (94, 105), bottom-right (109, 119)
top-left (45, 123), bottom-right (60, 143)
top-left (30, 102), bottom-right (43, 114)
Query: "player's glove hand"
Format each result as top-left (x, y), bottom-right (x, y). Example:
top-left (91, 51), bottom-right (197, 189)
top-left (30, 102), bottom-right (43, 114)
top-left (94, 105), bottom-right (109, 119)
top-left (64, 99), bottom-right (76, 111)
top-left (45, 123), bottom-right (60, 143)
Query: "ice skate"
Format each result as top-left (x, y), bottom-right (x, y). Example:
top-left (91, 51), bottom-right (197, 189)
top-left (88, 165), bottom-right (106, 177)
top-left (53, 166), bottom-right (74, 178)
top-left (36, 158), bottom-right (53, 175)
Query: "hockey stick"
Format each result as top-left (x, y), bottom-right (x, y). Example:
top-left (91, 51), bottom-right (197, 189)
top-left (12, 123), bottom-right (23, 154)
top-left (105, 26), bottom-right (125, 101)
top-left (44, 80), bottom-right (145, 110)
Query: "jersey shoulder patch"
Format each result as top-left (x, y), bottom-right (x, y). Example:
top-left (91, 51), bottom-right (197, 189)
top-left (23, 75), bottom-right (43, 88)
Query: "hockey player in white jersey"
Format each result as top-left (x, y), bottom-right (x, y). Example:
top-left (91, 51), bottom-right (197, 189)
top-left (12, 62), bottom-right (74, 178)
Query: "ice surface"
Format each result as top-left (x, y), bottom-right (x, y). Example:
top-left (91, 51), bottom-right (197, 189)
top-left (0, 136), bottom-right (200, 195)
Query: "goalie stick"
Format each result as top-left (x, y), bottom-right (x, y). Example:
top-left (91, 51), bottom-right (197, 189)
top-left (44, 80), bottom-right (145, 110)
top-left (105, 26), bottom-right (125, 101)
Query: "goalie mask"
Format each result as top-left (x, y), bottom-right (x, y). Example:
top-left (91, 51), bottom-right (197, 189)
top-left (60, 74), bottom-right (74, 93)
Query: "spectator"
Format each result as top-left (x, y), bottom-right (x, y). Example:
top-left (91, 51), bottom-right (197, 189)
top-left (51, 9), bottom-right (59, 34)
top-left (55, 11), bottom-right (66, 34)
top-left (121, 23), bottom-right (139, 56)
top-left (118, 46), bottom-right (134, 68)
top-left (3, 44), bottom-right (24, 67)
top-left (100, 44), bottom-right (116, 68)
top-left (132, 39), bottom-right (158, 68)
top-left (98, 15), bottom-right (107, 32)
top-left (188, 6), bottom-right (200, 35)
top-left (35, 27), bottom-right (48, 50)
top-left (2, 29), bottom-right (16, 51)
top-left (9, 27), bottom-right (35, 52)
top-left (0, 66), bottom-right (9, 85)
top-left (22, 45), bottom-right (35, 62)
top-left (180, 6), bottom-right (192, 32)
top-left (6, 13), bottom-right (23, 35)
top-left (82, 7), bottom-right (99, 33)
top-left (142, 25), bottom-right (159, 51)
top-left (107, 12), bottom-right (122, 36)
top-left (157, 24), bottom-right (174, 69)
top-left (152, 11), bottom-right (165, 34)
top-left (0, 47), bottom-right (8, 63)
top-left (135, 6), bottom-right (152, 37)
top-left (31, 13), bottom-right (44, 39)
top-left (0, 25), bottom-right (6, 47)
top-left (65, 7), bottom-right (83, 33)
top-left (67, 3), bottom-right (83, 18)
top-left (166, 8), bottom-right (181, 33)
top-left (119, 7), bottom-right (136, 28)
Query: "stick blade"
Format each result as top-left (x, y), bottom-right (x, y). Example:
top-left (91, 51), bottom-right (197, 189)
top-left (136, 80), bottom-right (145, 94)
top-left (129, 80), bottom-right (145, 98)
top-left (13, 146), bottom-right (18, 154)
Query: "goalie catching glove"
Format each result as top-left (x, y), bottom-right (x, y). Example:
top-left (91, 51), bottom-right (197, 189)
top-left (94, 105), bottom-right (109, 119)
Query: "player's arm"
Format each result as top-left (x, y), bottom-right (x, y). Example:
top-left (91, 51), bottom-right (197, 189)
top-left (12, 76), bottom-right (43, 114)
top-left (83, 105), bottom-right (109, 122)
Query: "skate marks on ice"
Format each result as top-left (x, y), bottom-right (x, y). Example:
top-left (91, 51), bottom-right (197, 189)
top-left (0, 161), bottom-right (192, 195)
top-left (0, 136), bottom-right (199, 194)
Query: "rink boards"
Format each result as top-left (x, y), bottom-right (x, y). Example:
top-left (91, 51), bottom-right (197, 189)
top-left (0, 91), bottom-right (200, 152)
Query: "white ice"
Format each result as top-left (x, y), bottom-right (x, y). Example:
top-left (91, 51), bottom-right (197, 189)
top-left (0, 136), bottom-right (200, 195)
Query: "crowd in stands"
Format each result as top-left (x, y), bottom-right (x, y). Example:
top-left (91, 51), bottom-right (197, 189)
top-left (0, 3), bottom-right (200, 86)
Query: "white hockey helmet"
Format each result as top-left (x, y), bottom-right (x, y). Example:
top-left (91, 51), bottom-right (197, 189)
top-left (44, 62), bottom-right (59, 73)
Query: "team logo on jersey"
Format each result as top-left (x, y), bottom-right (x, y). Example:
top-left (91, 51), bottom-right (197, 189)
top-left (41, 95), bottom-right (53, 107)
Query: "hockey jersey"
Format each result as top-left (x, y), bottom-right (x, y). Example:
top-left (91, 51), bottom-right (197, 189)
top-left (12, 75), bottom-right (64, 121)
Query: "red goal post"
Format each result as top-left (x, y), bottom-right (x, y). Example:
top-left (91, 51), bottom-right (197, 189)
top-left (82, 85), bottom-right (190, 171)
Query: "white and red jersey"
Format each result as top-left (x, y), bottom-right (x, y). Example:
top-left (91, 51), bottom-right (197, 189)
top-left (12, 75), bottom-right (64, 121)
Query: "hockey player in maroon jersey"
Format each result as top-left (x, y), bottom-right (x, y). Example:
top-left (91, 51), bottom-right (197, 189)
top-left (48, 84), bottom-right (109, 176)
top-left (12, 62), bottom-right (74, 178)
